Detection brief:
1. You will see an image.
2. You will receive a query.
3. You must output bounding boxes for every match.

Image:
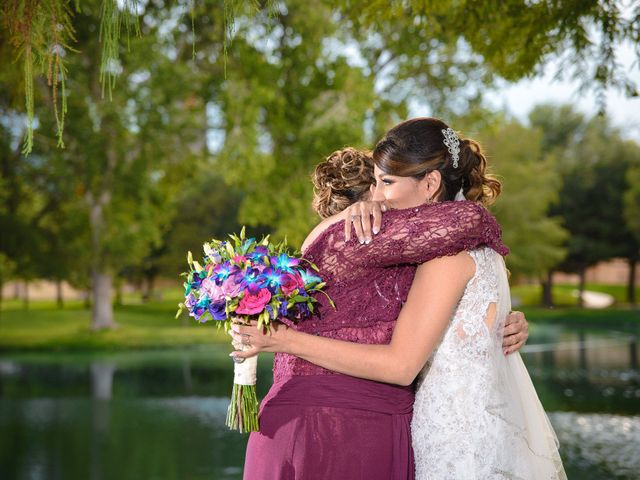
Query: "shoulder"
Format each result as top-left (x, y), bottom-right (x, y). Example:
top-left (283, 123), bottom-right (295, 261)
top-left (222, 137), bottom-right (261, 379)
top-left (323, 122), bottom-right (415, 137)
top-left (301, 211), bottom-right (346, 252)
top-left (418, 251), bottom-right (476, 282)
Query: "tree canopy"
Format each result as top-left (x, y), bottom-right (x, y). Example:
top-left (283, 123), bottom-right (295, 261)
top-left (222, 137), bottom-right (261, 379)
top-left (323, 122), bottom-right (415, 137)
top-left (2, 1), bottom-right (639, 154)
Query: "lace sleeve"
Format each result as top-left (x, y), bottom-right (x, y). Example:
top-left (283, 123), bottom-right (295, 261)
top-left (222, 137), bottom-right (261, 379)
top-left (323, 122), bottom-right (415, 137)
top-left (351, 201), bottom-right (508, 267)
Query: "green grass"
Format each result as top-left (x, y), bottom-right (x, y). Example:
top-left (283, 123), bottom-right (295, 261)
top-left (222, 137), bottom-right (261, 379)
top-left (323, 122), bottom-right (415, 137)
top-left (511, 283), bottom-right (640, 307)
top-left (0, 288), bottom-right (229, 352)
top-left (1, 285), bottom-right (639, 352)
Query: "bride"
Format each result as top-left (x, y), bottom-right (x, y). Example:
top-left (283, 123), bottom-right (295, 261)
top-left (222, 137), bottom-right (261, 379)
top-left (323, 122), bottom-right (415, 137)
top-left (233, 118), bottom-right (566, 479)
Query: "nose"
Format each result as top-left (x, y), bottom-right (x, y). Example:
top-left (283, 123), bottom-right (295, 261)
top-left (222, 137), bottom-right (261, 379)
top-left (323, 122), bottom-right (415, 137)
top-left (371, 182), bottom-right (386, 202)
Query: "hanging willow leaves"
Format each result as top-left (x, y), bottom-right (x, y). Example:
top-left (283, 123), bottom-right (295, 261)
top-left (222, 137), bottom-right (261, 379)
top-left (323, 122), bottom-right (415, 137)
top-left (2, 0), bottom-right (75, 154)
top-left (2, 0), bottom-right (640, 154)
top-left (99, 0), bottom-right (141, 100)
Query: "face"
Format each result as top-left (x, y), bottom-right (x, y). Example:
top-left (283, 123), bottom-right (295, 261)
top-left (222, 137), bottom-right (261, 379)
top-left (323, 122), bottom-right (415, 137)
top-left (371, 164), bottom-right (440, 209)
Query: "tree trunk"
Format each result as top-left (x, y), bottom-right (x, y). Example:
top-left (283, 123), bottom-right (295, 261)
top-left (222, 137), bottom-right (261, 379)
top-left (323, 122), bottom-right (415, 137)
top-left (628, 259), bottom-right (637, 306)
top-left (88, 190), bottom-right (115, 330)
top-left (142, 273), bottom-right (156, 303)
top-left (541, 270), bottom-right (554, 307)
top-left (114, 277), bottom-right (123, 307)
top-left (23, 281), bottom-right (29, 310)
top-left (0, 280), bottom-right (3, 320)
top-left (56, 279), bottom-right (64, 308)
top-left (577, 267), bottom-right (586, 308)
top-left (92, 271), bottom-right (115, 330)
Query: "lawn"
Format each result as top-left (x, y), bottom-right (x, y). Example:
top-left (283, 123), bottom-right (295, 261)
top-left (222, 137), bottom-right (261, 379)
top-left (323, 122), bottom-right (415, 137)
top-left (0, 288), bottom-right (229, 352)
top-left (510, 282), bottom-right (640, 307)
top-left (1, 285), bottom-right (638, 352)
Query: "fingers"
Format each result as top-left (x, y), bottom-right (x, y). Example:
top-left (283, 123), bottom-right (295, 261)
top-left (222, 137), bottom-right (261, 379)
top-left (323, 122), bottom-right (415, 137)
top-left (502, 311), bottom-right (529, 355)
top-left (229, 347), bottom-right (258, 360)
top-left (359, 202), bottom-right (373, 243)
top-left (343, 201), bottom-right (387, 244)
top-left (503, 311), bottom-right (526, 336)
top-left (371, 203), bottom-right (382, 236)
top-left (344, 205), bottom-right (356, 241)
top-left (503, 335), bottom-right (526, 355)
top-left (353, 213), bottom-right (365, 244)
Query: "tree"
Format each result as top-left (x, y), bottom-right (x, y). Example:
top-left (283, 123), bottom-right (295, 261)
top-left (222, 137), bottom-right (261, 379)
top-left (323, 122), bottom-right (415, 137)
top-left (623, 159), bottom-right (640, 305)
top-left (3, 1), bottom-right (639, 151)
top-left (0, 252), bottom-right (16, 316)
top-left (478, 118), bottom-right (568, 291)
top-left (547, 114), bottom-right (640, 306)
top-left (133, 173), bottom-right (250, 302)
top-left (528, 104), bottom-right (588, 305)
top-left (1, 3), bottom-right (211, 328)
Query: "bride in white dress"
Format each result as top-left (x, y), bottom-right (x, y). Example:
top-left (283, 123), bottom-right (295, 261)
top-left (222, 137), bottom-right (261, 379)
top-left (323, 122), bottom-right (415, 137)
top-left (411, 245), bottom-right (565, 479)
top-left (232, 117), bottom-right (566, 479)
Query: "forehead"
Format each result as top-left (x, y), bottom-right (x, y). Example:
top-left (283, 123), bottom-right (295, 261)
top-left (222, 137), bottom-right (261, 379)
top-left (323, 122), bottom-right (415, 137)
top-left (373, 165), bottom-right (397, 179)
top-left (373, 165), bottom-right (386, 177)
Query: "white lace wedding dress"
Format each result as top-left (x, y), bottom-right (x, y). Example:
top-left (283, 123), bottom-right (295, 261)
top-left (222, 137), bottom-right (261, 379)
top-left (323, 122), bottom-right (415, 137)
top-left (411, 247), bottom-right (567, 479)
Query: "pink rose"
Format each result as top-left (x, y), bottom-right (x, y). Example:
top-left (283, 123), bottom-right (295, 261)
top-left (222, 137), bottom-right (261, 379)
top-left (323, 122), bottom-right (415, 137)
top-left (235, 288), bottom-right (272, 315)
top-left (281, 272), bottom-right (305, 296)
top-left (221, 275), bottom-right (243, 297)
top-left (201, 278), bottom-right (224, 302)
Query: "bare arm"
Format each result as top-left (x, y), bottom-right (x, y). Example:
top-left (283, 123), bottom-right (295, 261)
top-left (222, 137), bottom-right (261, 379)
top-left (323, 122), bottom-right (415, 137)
top-left (232, 252), bottom-right (475, 386)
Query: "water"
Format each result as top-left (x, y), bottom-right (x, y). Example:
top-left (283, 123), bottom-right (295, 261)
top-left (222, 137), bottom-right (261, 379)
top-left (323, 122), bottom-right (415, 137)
top-left (0, 326), bottom-right (638, 480)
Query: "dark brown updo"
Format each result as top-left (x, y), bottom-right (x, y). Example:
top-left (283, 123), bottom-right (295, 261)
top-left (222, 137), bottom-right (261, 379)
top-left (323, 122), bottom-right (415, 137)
top-left (373, 117), bottom-right (501, 205)
top-left (312, 148), bottom-right (375, 218)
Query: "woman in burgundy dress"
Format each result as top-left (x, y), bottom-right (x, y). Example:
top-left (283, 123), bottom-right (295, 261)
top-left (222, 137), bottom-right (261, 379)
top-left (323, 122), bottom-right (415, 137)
top-left (238, 126), bottom-right (526, 479)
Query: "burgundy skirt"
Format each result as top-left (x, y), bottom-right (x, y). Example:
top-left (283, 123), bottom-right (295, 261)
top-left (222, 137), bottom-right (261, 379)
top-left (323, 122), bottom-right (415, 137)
top-left (243, 374), bottom-right (415, 480)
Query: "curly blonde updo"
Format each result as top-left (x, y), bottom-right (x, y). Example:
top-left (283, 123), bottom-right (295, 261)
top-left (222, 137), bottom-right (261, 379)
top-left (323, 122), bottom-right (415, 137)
top-left (312, 148), bottom-right (375, 218)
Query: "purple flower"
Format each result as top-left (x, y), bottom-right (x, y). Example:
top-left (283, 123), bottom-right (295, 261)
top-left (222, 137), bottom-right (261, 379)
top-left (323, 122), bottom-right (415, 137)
top-left (200, 277), bottom-right (224, 302)
top-left (208, 301), bottom-right (227, 321)
top-left (248, 246), bottom-right (269, 263)
top-left (295, 302), bottom-right (311, 318)
top-left (190, 304), bottom-right (208, 322)
top-left (213, 262), bottom-right (240, 284)
top-left (270, 253), bottom-right (300, 272)
top-left (261, 267), bottom-right (287, 293)
top-left (221, 274), bottom-right (243, 297)
top-left (185, 293), bottom-right (196, 309)
top-left (242, 267), bottom-right (267, 294)
top-left (300, 269), bottom-right (322, 287)
top-left (278, 300), bottom-right (289, 317)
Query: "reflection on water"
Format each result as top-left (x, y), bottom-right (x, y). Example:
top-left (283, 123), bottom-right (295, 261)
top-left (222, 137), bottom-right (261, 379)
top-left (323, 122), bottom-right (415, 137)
top-left (0, 326), bottom-right (639, 480)
top-left (549, 412), bottom-right (640, 480)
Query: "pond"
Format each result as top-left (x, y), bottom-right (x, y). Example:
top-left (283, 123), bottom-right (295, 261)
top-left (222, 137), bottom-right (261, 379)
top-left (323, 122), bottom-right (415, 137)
top-left (1, 324), bottom-right (638, 480)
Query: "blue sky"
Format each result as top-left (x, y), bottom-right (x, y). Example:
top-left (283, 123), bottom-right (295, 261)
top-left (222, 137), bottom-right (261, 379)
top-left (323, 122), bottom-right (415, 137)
top-left (488, 43), bottom-right (640, 142)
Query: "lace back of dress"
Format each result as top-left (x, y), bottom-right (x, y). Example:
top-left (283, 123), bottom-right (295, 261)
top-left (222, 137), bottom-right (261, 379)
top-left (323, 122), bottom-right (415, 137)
top-left (411, 248), bottom-right (566, 480)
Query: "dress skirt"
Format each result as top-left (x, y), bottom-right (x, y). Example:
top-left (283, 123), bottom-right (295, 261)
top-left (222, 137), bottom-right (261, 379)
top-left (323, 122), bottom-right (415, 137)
top-left (243, 374), bottom-right (415, 480)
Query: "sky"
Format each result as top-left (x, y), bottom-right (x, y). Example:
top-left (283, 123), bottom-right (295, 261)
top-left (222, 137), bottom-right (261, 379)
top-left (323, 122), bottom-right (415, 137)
top-left (481, 44), bottom-right (640, 142)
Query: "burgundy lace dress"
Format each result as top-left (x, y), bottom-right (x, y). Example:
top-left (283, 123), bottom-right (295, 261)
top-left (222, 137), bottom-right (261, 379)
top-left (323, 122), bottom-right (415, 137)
top-left (243, 201), bottom-right (508, 480)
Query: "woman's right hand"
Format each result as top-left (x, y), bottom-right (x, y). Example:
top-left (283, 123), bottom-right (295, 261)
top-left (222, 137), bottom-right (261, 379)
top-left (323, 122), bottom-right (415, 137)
top-left (343, 200), bottom-right (390, 244)
top-left (230, 321), bottom-right (292, 360)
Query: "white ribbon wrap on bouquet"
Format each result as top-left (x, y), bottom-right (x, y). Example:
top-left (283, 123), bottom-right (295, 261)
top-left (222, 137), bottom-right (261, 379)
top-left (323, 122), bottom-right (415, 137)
top-left (234, 346), bottom-right (258, 385)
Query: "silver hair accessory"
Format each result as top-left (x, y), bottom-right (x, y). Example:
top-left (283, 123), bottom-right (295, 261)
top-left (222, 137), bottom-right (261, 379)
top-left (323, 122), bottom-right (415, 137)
top-left (441, 128), bottom-right (460, 168)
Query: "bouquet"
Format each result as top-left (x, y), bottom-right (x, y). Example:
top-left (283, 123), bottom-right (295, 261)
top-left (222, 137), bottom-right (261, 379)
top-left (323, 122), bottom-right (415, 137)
top-left (177, 227), bottom-right (332, 433)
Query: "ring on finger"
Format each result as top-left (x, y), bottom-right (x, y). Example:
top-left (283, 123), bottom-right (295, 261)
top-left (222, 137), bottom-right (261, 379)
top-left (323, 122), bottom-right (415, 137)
top-left (351, 214), bottom-right (361, 220)
top-left (241, 333), bottom-right (251, 346)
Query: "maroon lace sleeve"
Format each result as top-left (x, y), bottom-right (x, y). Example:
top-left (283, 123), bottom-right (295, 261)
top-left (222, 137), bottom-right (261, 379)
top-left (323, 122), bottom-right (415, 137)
top-left (353, 200), bottom-right (508, 267)
top-left (273, 201), bottom-right (508, 382)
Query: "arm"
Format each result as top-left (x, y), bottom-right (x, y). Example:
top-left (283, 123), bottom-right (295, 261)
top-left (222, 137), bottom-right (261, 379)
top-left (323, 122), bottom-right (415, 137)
top-left (343, 200), bottom-right (508, 268)
top-left (232, 252), bottom-right (475, 386)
